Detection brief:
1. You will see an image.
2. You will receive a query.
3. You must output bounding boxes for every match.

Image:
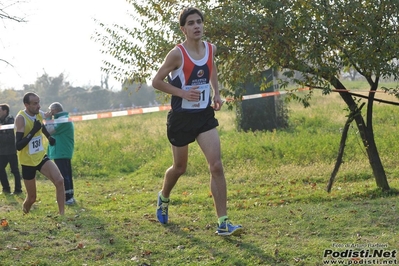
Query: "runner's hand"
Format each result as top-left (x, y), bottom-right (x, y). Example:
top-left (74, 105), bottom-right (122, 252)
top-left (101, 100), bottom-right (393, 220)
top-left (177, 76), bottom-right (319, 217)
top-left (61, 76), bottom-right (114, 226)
top-left (31, 120), bottom-right (42, 134)
top-left (48, 136), bottom-right (56, 146)
top-left (184, 86), bottom-right (201, 101)
top-left (213, 95), bottom-right (223, 111)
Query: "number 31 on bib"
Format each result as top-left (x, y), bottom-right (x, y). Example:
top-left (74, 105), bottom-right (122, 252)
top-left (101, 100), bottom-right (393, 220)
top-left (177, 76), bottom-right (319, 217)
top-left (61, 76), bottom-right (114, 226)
top-left (181, 84), bottom-right (210, 109)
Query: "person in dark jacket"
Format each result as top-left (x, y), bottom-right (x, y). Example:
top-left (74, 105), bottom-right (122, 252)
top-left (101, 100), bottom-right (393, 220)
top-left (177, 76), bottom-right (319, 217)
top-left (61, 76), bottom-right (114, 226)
top-left (45, 102), bottom-right (75, 205)
top-left (0, 103), bottom-right (22, 194)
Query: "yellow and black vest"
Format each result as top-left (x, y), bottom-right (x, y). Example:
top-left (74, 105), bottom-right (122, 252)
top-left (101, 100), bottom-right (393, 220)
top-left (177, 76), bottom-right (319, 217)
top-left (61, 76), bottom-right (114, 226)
top-left (16, 111), bottom-right (45, 166)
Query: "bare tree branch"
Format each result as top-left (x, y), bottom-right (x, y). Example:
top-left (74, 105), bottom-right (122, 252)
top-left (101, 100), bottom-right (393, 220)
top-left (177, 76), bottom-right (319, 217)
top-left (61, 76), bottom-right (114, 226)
top-left (0, 1), bottom-right (28, 23)
top-left (1, 1), bottom-right (29, 68)
top-left (0, 58), bottom-right (14, 67)
top-left (0, 12), bottom-right (27, 22)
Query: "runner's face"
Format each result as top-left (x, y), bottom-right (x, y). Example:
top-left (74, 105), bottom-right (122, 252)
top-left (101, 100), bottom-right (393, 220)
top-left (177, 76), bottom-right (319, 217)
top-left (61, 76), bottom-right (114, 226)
top-left (182, 13), bottom-right (203, 40)
top-left (25, 95), bottom-right (41, 115)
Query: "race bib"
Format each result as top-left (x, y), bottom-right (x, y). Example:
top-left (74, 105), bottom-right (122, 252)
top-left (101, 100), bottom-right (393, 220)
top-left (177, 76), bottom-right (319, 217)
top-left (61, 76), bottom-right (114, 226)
top-left (181, 84), bottom-right (210, 109)
top-left (29, 135), bottom-right (44, 155)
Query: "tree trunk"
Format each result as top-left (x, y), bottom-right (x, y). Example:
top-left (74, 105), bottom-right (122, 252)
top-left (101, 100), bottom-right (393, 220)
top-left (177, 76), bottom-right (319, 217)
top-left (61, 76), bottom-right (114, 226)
top-left (362, 85), bottom-right (390, 190)
top-left (327, 116), bottom-right (351, 192)
top-left (363, 128), bottom-right (390, 190)
top-left (333, 84), bottom-right (390, 191)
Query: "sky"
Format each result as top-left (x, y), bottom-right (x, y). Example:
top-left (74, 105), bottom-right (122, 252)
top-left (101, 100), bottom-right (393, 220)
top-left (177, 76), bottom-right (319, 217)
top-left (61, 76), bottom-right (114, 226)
top-left (0, 0), bottom-right (133, 90)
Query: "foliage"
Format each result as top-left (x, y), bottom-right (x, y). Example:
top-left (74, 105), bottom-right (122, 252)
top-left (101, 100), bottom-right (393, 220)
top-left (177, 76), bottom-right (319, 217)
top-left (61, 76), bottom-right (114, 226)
top-left (1, 93), bottom-right (398, 265)
top-left (96, 0), bottom-right (399, 97)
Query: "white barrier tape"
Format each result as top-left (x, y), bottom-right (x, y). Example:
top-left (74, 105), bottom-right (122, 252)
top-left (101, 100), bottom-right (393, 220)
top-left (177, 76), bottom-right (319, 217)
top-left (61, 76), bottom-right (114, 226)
top-left (46, 105), bottom-right (172, 124)
top-left (0, 105), bottom-right (172, 130)
top-left (226, 87), bottom-right (392, 102)
top-left (242, 90), bottom-right (289, 100)
top-left (0, 89), bottom-right (310, 130)
top-left (4, 87), bottom-right (384, 130)
top-left (0, 124), bottom-right (15, 130)
top-left (226, 87), bottom-right (311, 102)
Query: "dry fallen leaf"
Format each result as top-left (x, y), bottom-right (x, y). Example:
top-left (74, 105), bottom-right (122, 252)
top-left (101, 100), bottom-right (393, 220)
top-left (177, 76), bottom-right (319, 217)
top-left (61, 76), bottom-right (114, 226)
top-left (1, 218), bottom-right (9, 227)
top-left (142, 250), bottom-right (152, 256)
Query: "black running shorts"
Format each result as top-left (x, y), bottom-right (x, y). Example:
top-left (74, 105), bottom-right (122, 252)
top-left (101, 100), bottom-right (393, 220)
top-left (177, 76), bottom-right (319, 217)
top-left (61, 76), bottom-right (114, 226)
top-left (166, 106), bottom-right (219, 147)
top-left (21, 155), bottom-right (50, 180)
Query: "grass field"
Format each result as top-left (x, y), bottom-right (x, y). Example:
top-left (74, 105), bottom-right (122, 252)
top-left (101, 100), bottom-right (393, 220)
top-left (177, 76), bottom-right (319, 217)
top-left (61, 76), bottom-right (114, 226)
top-left (1, 85), bottom-right (399, 266)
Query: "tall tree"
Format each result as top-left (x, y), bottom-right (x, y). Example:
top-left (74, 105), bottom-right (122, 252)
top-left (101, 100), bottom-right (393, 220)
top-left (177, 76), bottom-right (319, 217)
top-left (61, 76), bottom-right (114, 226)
top-left (95, 0), bottom-right (399, 191)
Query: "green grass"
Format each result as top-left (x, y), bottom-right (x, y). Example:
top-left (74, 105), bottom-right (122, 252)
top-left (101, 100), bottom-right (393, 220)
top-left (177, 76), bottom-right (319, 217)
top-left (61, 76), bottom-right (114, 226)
top-left (1, 89), bottom-right (398, 266)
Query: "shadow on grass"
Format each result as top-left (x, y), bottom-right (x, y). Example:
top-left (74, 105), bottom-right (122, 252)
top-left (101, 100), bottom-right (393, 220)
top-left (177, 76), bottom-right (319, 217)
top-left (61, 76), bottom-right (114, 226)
top-left (341, 187), bottom-right (399, 200)
top-left (263, 187), bottom-right (399, 207)
top-left (164, 221), bottom-right (277, 265)
top-left (1, 192), bottom-right (24, 211)
top-left (339, 172), bottom-right (374, 182)
top-left (1, 194), bottom-right (136, 264)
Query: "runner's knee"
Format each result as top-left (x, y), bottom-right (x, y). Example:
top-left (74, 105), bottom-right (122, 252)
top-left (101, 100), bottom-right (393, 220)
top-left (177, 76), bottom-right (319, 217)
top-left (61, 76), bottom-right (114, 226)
top-left (53, 175), bottom-right (64, 187)
top-left (209, 160), bottom-right (223, 175)
top-left (172, 165), bottom-right (187, 176)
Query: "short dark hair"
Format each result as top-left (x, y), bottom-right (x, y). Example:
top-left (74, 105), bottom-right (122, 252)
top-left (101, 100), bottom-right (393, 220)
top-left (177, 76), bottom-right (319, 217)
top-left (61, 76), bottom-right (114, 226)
top-left (179, 7), bottom-right (204, 26)
top-left (23, 92), bottom-right (39, 104)
top-left (0, 103), bottom-right (10, 116)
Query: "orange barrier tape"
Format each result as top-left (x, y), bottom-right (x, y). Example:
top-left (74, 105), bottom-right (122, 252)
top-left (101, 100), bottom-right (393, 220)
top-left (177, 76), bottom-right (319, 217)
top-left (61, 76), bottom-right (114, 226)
top-left (0, 105), bottom-right (172, 130)
top-left (225, 87), bottom-right (311, 102)
top-left (0, 89), bottom-right (308, 130)
top-left (2, 87), bottom-right (391, 130)
top-left (46, 105), bottom-right (172, 124)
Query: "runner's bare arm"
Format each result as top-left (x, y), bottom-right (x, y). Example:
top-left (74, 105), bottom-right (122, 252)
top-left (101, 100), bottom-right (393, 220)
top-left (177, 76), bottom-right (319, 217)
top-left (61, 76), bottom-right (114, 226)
top-left (210, 44), bottom-right (223, 111)
top-left (15, 115), bottom-right (25, 134)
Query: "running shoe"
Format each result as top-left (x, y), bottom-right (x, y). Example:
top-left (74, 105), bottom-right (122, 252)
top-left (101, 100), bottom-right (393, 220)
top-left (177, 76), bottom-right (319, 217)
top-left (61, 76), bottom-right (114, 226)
top-left (215, 220), bottom-right (243, 236)
top-left (65, 198), bottom-right (76, 205)
top-left (156, 191), bottom-right (169, 224)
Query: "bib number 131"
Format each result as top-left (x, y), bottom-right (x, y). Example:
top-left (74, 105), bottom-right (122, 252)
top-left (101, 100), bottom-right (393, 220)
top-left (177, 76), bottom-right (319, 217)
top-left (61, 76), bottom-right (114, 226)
top-left (29, 135), bottom-right (44, 154)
